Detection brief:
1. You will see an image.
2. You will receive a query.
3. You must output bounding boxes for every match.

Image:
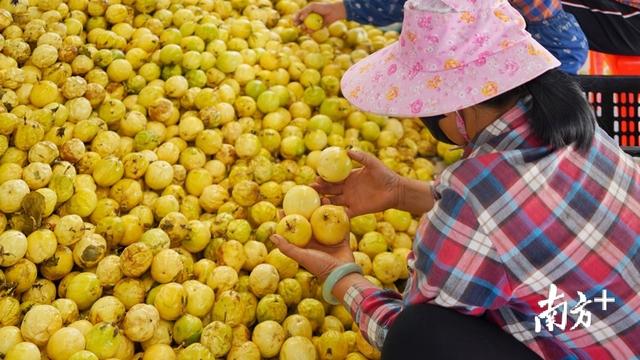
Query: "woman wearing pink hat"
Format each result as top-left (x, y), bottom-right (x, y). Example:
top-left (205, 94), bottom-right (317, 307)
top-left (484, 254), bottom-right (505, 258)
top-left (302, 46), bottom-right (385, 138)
top-left (270, 0), bottom-right (640, 359)
top-left (295, 0), bottom-right (589, 73)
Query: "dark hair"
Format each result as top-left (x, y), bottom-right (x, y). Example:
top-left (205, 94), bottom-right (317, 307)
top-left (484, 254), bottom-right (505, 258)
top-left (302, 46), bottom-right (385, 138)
top-left (481, 69), bottom-right (595, 151)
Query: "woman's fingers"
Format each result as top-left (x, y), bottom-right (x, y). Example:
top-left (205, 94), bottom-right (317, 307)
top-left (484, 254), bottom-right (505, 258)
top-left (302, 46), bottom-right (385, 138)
top-left (271, 235), bottom-right (342, 278)
top-left (347, 150), bottom-right (380, 168)
top-left (270, 235), bottom-right (308, 263)
top-left (311, 178), bottom-right (344, 195)
top-left (321, 195), bottom-right (356, 217)
top-left (294, 3), bottom-right (319, 25)
top-left (326, 194), bottom-right (347, 206)
top-left (305, 239), bottom-right (339, 252)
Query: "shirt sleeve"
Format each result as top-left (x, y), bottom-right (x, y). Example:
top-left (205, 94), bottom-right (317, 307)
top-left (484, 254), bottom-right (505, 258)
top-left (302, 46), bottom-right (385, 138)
top-left (509, 0), bottom-right (563, 22)
top-left (525, 10), bottom-right (588, 74)
top-left (343, 0), bottom-right (406, 26)
top-left (344, 187), bottom-right (513, 350)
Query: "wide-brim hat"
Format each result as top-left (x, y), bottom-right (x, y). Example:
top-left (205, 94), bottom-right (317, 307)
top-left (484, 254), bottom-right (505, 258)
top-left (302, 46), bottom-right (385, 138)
top-left (340, 0), bottom-right (561, 117)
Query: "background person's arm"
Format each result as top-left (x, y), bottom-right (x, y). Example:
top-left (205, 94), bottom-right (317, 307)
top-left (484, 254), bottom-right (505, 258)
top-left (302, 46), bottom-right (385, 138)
top-left (343, 0), bottom-right (407, 26)
top-left (296, 0), bottom-right (406, 28)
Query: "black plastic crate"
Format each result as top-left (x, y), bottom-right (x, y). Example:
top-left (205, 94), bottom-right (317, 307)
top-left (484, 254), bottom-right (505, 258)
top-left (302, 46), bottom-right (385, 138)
top-left (575, 75), bottom-right (640, 155)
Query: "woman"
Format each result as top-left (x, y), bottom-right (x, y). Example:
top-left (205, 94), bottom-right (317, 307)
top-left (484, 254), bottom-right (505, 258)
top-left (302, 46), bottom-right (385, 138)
top-left (270, 0), bottom-right (640, 359)
top-left (295, 0), bottom-right (588, 74)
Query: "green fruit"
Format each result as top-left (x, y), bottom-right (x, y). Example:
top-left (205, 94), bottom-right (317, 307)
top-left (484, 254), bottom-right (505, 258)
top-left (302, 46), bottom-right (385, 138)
top-left (350, 214), bottom-right (378, 236)
top-left (178, 343), bottom-right (214, 360)
top-left (66, 272), bottom-right (103, 311)
top-left (173, 314), bottom-right (203, 346)
top-left (257, 90), bottom-right (280, 113)
top-left (85, 323), bottom-right (123, 359)
top-left (256, 294), bottom-right (287, 323)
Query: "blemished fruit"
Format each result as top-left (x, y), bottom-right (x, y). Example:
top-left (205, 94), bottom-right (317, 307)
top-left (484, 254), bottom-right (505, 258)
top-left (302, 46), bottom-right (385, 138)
top-left (0, 0), bottom-right (454, 357)
top-left (277, 214), bottom-right (313, 247)
top-left (123, 304), bottom-right (160, 342)
top-left (318, 330), bottom-right (349, 360)
top-left (317, 146), bottom-right (353, 183)
top-left (310, 205), bottom-right (351, 245)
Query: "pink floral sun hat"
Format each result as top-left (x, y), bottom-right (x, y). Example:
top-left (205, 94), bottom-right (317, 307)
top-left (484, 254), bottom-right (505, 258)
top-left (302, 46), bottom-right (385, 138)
top-left (340, 0), bottom-right (561, 117)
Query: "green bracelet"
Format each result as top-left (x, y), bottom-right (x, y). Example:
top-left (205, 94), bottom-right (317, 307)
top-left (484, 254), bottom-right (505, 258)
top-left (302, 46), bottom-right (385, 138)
top-left (322, 263), bottom-right (363, 305)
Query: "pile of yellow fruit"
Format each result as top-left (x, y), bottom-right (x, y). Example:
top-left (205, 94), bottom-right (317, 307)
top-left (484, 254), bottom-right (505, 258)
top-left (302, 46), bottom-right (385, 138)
top-left (0, 0), bottom-right (459, 358)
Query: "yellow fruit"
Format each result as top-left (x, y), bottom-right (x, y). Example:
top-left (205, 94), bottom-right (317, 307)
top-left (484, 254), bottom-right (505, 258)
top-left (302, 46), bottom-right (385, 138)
top-left (310, 205), bottom-right (350, 245)
top-left (0, 2), bottom-right (452, 357)
top-left (316, 146), bottom-right (352, 183)
top-left (304, 13), bottom-right (324, 31)
top-left (46, 327), bottom-right (86, 360)
top-left (437, 142), bottom-right (464, 164)
top-left (276, 214), bottom-right (313, 247)
top-left (280, 336), bottom-right (317, 360)
top-left (282, 185), bottom-right (321, 219)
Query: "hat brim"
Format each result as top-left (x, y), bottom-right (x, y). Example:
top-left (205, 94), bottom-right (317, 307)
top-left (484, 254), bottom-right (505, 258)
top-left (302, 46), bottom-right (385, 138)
top-left (340, 37), bottom-right (560, 118)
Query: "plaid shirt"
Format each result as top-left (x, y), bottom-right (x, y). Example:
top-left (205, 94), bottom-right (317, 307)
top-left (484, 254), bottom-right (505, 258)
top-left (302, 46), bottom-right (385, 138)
top-left (615, 0), bottom-right (640, 9)
top-left (344, 98), bottom-right (640, 359)
top-left (510, 0), bottom-right (563, 20)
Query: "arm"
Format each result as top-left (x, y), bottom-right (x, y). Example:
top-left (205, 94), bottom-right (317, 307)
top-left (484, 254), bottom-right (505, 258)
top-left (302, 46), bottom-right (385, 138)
top-left (331, 273), bottom-right (403, 349)
top-left (312, 150), bottom-right (435, 218)
top-left (343, 0), bottom-right (407, 26)
top-left (397, 177), bottom-right (435, 215)
top-left (295, 0), bottom-right (406, 29)
top-left (332, 187), bottom-right (513, 349)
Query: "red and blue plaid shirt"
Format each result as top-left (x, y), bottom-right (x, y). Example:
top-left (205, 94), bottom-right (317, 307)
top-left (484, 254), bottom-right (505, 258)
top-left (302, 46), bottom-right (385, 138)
top-left (510, 0), bottom-right (563, 21)
top-left (615, 0), bottom-right (640, 9)
top-left (344, 98), bottom-right (640, 359)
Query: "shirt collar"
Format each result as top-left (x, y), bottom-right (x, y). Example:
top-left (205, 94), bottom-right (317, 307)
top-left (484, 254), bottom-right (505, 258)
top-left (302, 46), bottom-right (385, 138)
top-left (463, 96), bottom-right (533, 157)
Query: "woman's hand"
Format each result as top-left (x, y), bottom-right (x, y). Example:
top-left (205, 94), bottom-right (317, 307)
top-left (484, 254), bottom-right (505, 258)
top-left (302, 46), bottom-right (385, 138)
top-left (312, 150), bottom-right (402, 217)
top-left (270, 234), bottom-right (354, 283)
top-left (294, 1), bottom-right (347, 28)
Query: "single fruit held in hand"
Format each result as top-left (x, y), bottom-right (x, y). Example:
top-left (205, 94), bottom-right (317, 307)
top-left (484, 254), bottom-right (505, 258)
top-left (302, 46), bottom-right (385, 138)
top-left (310, 205), bottom-right (350, 245)
top-left (282, 185), bottom-right (321, 219)
top-left (276, 214), bottom-right (313, 247)
top-left (304, 13), bottom-right (324, 31)
top-left (317, 147), bottom-right (353, 183)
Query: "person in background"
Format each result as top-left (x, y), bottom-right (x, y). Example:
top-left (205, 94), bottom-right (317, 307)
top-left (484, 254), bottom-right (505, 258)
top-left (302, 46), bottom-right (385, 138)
top-left (270, 0), bottom-right (640, 359)
top-left (296, 0), bottom-right (589, 74)
top-left (562, 0), bottom-right (640, 55)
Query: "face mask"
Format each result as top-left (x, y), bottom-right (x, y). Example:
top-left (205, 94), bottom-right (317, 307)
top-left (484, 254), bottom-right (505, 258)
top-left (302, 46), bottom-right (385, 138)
top-left (455, 111), bottom-right (470, 142)
top-left (420, 115), bottom-right (452, 144)
top-left (420, 112), bottom-right (469, 145)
